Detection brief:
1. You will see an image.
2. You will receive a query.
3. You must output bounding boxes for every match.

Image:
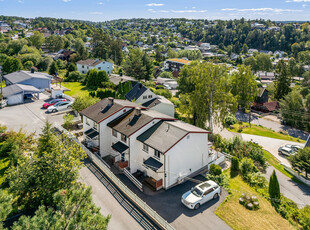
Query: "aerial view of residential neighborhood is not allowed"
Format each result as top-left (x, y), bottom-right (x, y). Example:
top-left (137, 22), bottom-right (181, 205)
top-left (0, 1), bottom-right (310, 230)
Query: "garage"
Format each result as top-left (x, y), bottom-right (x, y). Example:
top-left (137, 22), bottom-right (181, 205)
top-left (2, 84), bottom-right (41, 105)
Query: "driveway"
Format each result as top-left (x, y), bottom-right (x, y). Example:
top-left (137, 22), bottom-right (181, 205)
top-left (241, 133), bottom-right (303, 167)
top-left (117, 174), bottom-right (231, 230)
top-left (236, 111), bottom-right (309, 141)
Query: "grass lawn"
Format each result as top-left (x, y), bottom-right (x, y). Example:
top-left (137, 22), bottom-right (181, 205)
top-left (0, 156), bottom-right (10, 185)
top-left (228, 122), bottom-right (305, 143)
top-left (60, 82), bottom-right (93, 98)
top-left (215, 175), bottom-right (294, 230)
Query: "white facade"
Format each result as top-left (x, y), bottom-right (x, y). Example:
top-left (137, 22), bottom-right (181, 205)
top-left (6, 94), bottom-right (23, 105)
top-left (134, 88), bottom-right (157, 105)
top-left (77, 61), bottom-right (113, 75)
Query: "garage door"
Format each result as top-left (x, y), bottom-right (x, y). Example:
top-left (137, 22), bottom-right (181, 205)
top-left (7, 94), bottom-right (23, 105)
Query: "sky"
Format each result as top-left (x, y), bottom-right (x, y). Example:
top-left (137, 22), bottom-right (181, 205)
top-left (0, 0), bottom-right (310, 22)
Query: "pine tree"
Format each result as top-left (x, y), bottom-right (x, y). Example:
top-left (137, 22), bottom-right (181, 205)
top-left (269, 170), bottom-right (280, 202)
top-left (49, 61), bottom-right (59, 76)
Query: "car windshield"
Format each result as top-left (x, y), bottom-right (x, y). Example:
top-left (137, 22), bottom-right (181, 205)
top-left (54, 102), bottom-right (63, 107)
top-left (191, 187), bottom-right (203, 197)
top-left (50, 99), bottom-right (58, 104)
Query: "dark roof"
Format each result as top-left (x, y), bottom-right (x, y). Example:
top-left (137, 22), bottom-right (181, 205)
top-left (2, 84), bottom-right (41, 97)
top-left (125, 83), bottom-right (148, 101)
top-left (107, 109), bottom-right (174, 137)
top-left (4, 71), bottom-right (51, 84)
top-left (259, 87), bottom-right (268, 97)
top-left (76, 59), bottom-right (107, 66)
top-left (137, 120), bottom-right (209, 154)
top-left (142, 98), bottom-right (161, 107)
top-left (112, 141), bottom-right (129, 153)
top-left (80, 98), bottom-right (139, 123)
top-left (305, 135), bottom-right (310, 148)
top-left (85, 128), bottom-right (99, 139)
top-left (143, 157), bottom-right (163, 172)
top-left (109, 74), bottom-right (137, 86)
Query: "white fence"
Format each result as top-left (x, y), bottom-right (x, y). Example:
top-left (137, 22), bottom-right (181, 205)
top-left (281, 164), bottom-right (310, 187)
top-left (56, 125), bottom-right (175, 230)
top-left (124, 168), bottom-right (143, 192)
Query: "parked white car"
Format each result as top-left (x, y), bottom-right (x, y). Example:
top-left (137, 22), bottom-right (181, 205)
top-left (285, 144), bottom-right (303, 152)
top-left (181, 180), bottom-right (221, 210)
top-left (278, 146), bottom-right (295, 156)
top-left (47, 101), bottom-right (73, 113)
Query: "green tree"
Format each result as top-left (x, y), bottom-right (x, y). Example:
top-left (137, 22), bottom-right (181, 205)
top-left (12, 183), bottom-right (110, 230)
top-left (242, 44), bottom-right (248, 54)
top-left (48, 61), bottom-right (59, 76)
top-left (159, 71), bottom-right (174, 79)
top-left (7, 124), bottom-right (86, 208)
top-left (29, 31), bottom-right (45, 49)
top-left (65, 62), bottom-right (77, 78)
top-left (178, 62), bottom-right (237, 129)
top-left (45, 35), bottom-right (64, 52)
top-left (37, 121), bottom-right (57, 154)
top-left (269, 170), bottom-right (280, 202)
top-left (0, 190), bottom-right (12, 222)
top-left (23, 60), bottom-right (34, 70)
top-left (256, 53), bottom-right (272, 72)
top-left (72, 95), bottom-right (100, 113)
top-left (230, 156), bottom-right (239, 177)
top-left (244, 56), bottom-right (258, 72)
top-left (275, 60), bottom-right (291, 100)
top-left (231, 65), bottom-right (257, 109)
top-left (2, 57), bottom-right (23, 74)
top-left (64, 71), bottom-right (81, 82)
top-left (38, 56), bottom-right (53, 72)
top-left (288, 147), bottom-right (310, 178)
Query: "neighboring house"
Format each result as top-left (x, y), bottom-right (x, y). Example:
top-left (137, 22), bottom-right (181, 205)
top-left (164, 58), bottom-right (192, 73)
top-left (4, 70), bottom-right (52, 90)
top-left (109, 74), bottom-right (137, 87)
top-left (252, 101), bottom-right (279, 113)
top-left (81, 98), bottom-right (221, 190)
top-left (255, 88), bottom-right (269, 104)
top-left (156, 77), bottom-right (178, 90)
top-left (125, 83), bottom-right (157, 105)
top-left (76, 59), bottom-right (113, 75)
top-left (257, 71), bottom-right (275, 81)
top-left (142, 96), bottom-right (175, 118)
top-left (2, 84), bottom-right (41, 105)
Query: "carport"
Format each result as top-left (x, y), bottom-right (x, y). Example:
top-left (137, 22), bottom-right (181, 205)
top-left (2, 84), bottom-right (41, 105)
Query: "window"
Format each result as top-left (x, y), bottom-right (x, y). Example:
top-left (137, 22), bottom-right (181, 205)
top-left (121, 134), bottom-right (127, 142)
top-left (82, 71), bottom-right (85, 74)
top-left (154, 150), bottom-right (161, 159)
top-left (94, 122), bottom-right (98, 130)
top-left (87, 66), bottom-right (89, 69)
top-left (143, 96), bottom-right (147, 99)
top-left (112, 129), bottom-right (117, 137)
top-left (85, 118), bottom-right (90, 126)
top-left (203, 188), bottom-right (213, 196)
top-left (148, 95), bottom-right (152, 99)
top-left (82, 65), bottom-right (84, 68)
top-left (98, 67), bottom-right (101, 70)
top-left (143, 144), bottom-right (149, 153)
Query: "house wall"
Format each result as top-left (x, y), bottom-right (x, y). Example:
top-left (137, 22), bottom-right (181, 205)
top-left (164, 133), bottom-right (209, 189)
top-left (77, 61), bottom-right (113, 75)
top-left (110, 129), bottom-right (129, 162)
top-left (135, 88), bottom-right (157, 105)
top-left (21, 78), bottom-right (51, 90)
top-left (98, 107), bottom-right (133, 157)
top-left (129, 119), bottom-right (163, 173)
top-left (151, 102), bottom-right (175, 118)
top-left (83, 117), bottom-right (99, 147)
top-left (6, 93), bottom-right (23, 105)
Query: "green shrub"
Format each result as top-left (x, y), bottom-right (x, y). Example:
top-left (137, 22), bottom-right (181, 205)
top-left (63, 114), bottom-right (74, 130)
top-left (224, 115), bottom-right (237, 126)
top-left (209, 164), bottom-right (222, 176)
top-left (248, 172), bottom-right (268, 188)
top-left (269, 170), bottom-right (280, 202)
top-left (205, 173), bottom-right (229, 191)
top-left (231, 156), bottom-right (239, 177)
top-left (64, 71), bottom-right (81, 82)
top-left (240, 158), bottom-right (258, 179)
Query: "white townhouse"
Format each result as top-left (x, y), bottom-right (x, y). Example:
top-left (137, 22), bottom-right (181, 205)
top-left (76, 59), bottom-right (113, 75)
top-left (80, 98), bottom-right (223, 191)
top-left (125, 83), bottom-right (175, 117)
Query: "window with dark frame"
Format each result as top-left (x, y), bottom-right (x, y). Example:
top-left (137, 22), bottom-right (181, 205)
top-left (112, 129), bottom-right (117, 137)
top-left (143, 144), bottom-right (149, 153)
top-left (121, 134), bottom-right (127, 142)
top-left (154, 149), bottom-right (161, 159)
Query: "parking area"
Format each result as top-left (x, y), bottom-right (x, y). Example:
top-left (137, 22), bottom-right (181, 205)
top-left (0, 93), bottom-right (71, 134)
top-left (117, 174), bottom-right (231, 230)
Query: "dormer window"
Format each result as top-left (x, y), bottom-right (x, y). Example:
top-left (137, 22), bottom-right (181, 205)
top-left (148, 95), bottom-right (152, 99)
top-left (143, 96), bottom-right (147, 99)
top-left (121, 134), bottom-right (127, 143)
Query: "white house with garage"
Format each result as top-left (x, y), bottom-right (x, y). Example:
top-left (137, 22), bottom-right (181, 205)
top-left (80, 97), bottom-right (224, 191)
top-left (76, 59), bottom-right (113, 75)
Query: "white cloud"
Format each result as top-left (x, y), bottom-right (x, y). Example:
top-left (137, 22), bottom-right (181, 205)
top-left (286, 0), bottom-right (310, 2)
top-left (17, 0), bottom-right (24, 3)
top-left (147, 9), bottom-right (207, 13)
top-left (89, 11), bottom-right (103, 15)
top-left (221, 8), bottom-right (302, 13)
top-left (98, 2), bottom-right (104, 5)
top-left (146, 3), bottom-right (164, 7)
top-left (62, 0), bottom-right (71, 2)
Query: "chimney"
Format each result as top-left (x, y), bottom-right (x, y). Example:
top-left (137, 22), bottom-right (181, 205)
top-left (108, 97), bottom-right (114, 105)
top-left (166, 123), bottom-right (170, 132)
top-left (135, 107), bottom-right (141, 116)
top-left (30, 68), bottom-right (35, 73)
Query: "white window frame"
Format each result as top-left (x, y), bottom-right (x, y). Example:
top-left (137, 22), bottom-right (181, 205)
top-left (112, 129), bottom-right (117, 137)
top-left (143, 144), bottom-right (149, 153)
top-left (85, 118), bottom-right (90, 126)
top-left (121, 134), bottom-right (127, 143)
top-left (154, 150), bottom-right (161, 160)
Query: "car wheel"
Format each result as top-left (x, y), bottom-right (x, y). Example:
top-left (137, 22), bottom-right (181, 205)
top-left (213, 193), bottom-right (219, 199)
top-left (194, 203), bottom-right (200, 210)
top-left (52, 109), bottom-right (57, 113)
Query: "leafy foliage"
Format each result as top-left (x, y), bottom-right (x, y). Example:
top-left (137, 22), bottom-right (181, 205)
top-left (269, 170), bottom-right (280, 202)
top-left (72, 95), bottom-right (100, 113)
top-left (288, 147), bottom-right (310, 178)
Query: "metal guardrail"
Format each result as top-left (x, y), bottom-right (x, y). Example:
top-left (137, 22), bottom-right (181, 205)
top-left (124, 168), bottom-right (143, 192)
top-left (55, 125), bottom-right (175, 230)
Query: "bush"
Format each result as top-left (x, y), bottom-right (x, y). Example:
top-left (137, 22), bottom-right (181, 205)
top-left (224, 115), bottom-right (237, 126)
top-left (269, 170), bottom-right (280, 202)
top-left (205, 173), bottom-right (229, 190)
top-left (63, 114), bottom-right (74, 130)
top-left (154, 89), bottom-right (172, 99)
top-left (240, 158), bottom-right (258, 179)
top-left (209, 164), bottom-right (222, 176)
top-left (231, 156), bottom-right (239, 177)
top-left (248, 172), bottom-right (268, 188)
top-left (64, 71), bottom-right (81, 82)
